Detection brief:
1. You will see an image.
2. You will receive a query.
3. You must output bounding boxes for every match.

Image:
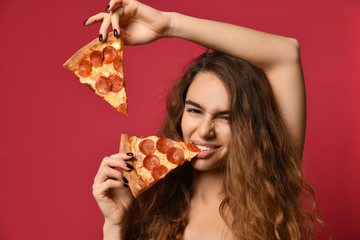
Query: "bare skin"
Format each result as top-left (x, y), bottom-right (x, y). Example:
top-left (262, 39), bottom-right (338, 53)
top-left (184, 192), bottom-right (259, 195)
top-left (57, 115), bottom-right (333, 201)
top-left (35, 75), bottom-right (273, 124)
top-left (182, 73), bottom-right (233, 239)
top-left (92, 153), bottom-right (134, 239)
top-left (183, 169), bottom-right (232, 240)
top-left (87, 1), bottom-right (306, 239)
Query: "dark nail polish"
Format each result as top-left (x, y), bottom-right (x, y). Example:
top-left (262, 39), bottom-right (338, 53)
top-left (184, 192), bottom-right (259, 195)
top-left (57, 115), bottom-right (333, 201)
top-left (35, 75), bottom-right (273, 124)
top-left (114, 29), bottom-right (118, 37)
top-left (105, 5), bottom-right (110, 11)
top-left (126, 163), bottom-right (134, 170)
top-left (83, 20), bottom-right (87, 26)
top-left (126, 152), bottom-right (133, 156)
top-left (123, 177), bottom-right (128, 183)
top-left (99, 34), bottom-right (103, 42)
top-left (124, 183), bottom-right (129, 188)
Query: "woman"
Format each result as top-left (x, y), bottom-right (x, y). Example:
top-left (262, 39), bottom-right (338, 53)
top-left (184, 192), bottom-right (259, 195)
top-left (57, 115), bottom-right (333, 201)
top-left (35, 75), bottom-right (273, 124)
top-left (89, 0), bottom-right (321, 239)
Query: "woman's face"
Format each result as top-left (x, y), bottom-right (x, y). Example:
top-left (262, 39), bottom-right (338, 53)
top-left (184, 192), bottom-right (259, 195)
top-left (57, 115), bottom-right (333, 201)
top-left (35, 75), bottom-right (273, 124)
top-left (181, 72), bottom-right (232, 171)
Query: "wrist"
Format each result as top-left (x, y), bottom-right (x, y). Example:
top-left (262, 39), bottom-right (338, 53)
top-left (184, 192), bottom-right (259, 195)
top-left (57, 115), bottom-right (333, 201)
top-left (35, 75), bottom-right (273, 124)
top-left (103, 220), bottom-right (123, 240)
top-left (163, 12), bottom-right (179, 38)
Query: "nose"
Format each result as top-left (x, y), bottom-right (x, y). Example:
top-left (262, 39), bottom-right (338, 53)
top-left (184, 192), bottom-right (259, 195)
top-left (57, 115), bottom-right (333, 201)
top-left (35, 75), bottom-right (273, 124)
top-left (197, 116), bottom-right (215, 139)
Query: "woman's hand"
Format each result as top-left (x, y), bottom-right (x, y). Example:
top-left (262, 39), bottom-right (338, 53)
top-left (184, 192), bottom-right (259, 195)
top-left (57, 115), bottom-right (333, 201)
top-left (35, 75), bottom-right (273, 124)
top-left (85, 0), bottom-right (172, 45)
top-left (92, 152), bottom-right (134, 229)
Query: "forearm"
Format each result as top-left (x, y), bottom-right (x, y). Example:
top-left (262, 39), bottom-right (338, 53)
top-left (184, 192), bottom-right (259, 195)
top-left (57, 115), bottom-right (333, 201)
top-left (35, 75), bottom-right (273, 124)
top-left (103, 220), bottom-right (124, 240)
top-left (166, 12), bottom-right (299, 71)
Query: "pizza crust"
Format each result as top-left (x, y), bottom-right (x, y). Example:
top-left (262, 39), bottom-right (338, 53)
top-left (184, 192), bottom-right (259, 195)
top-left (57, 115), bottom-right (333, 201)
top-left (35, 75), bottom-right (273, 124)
top-left (120, 134), bottom-right (148, 197)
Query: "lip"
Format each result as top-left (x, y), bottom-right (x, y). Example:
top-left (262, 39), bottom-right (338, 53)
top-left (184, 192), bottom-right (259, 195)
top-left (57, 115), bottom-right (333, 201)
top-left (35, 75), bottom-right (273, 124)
top-left (191, 140), bottom-right (221, 158)
top-left (196, 148), bottom-right (219, 158)
top-left (191, 140), bottom-right (221, 149)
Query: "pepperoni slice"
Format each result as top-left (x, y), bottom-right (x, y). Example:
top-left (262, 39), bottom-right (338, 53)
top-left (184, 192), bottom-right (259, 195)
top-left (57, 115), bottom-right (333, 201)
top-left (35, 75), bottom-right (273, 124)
top-left (166, 147), bottom-right (185, 165)
top-left (117, 103), bottom-right (128, 115)
top-left (186, 142), bottom-right (201, 152)
top-left (143, 154), bottom-right (160, 171)
top-left (151, 165), bottom-right (168, 180)
top-left (108, 74), bottom-right (124, 92)
top-left (156, 138), bottom-right (174, 154)
top-left (95, 76), bottom-right (112, 94)
top-left (103, 46), bottom-right (117, 64)
top-left (139, 139), bottom-right (156, 155)
top-left (90, 50), bottom-right (103, 68)
top-left (78, 60), bottom-right (93, 77)
top-left (113, 55), bottom-right (123, 74)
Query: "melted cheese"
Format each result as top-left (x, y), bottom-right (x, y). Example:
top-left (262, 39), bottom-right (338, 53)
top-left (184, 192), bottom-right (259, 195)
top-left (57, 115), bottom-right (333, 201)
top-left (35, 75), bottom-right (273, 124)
top-left (131, 136), bottom-right (198, 184)
top-left (75, 42), bottom-right (125, 108)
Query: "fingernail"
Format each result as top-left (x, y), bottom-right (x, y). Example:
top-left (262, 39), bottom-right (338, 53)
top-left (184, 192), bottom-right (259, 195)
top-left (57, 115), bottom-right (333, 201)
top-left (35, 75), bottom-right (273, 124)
top-left (123, 177), bottom-right (128, 183)
top-left (83, 20), bottom-right (87, 26)
top-left (124, 183), bottom-right (129, 188)
top-left (126, 152), bottom-right (133, 156)
top-left (105, 5), bottom-right (110, 11)
top-left (99, 34), bottom-right (103, 42)
top-left (126, 163), bottom-right (134, 170)
top-left (114, 29), bottom-right (118, 37)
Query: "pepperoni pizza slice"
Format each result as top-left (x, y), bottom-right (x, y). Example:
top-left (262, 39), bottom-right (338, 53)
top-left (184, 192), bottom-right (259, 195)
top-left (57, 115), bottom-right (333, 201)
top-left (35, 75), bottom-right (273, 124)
top-left (63, 32), bottom-right (128, 115)
top-left (120, 134), bottom-right (202, 197)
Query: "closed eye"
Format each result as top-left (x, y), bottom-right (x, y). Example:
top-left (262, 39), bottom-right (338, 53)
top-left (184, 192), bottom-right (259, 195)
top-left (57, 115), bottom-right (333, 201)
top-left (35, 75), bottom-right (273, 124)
top-left (186, 108), bottom-right (202, 114)
top-left (217, 115), bottom-right (230, 121)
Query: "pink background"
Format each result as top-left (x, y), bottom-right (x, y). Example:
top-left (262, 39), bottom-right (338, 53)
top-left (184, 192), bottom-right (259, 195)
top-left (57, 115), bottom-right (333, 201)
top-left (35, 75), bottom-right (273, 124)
top-left (0, 0), bottom-right (359, 239)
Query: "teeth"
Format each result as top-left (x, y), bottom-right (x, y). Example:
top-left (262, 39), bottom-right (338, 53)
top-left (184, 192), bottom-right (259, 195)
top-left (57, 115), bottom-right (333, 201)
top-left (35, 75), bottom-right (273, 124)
top-left (196, 145), bottom-right (216, 151)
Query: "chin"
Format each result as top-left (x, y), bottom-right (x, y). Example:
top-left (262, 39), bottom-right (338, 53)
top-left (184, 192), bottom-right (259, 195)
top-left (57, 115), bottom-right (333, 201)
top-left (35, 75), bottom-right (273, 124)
top-left (190, 158), bottom-right (223, 172)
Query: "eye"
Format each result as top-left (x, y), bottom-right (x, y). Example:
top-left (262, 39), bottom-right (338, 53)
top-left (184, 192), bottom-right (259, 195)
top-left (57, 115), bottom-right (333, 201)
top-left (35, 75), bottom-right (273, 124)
top-left (186, 108), bottom-right (202, 114)
top-left (218, 115), bottom-right (230, 121)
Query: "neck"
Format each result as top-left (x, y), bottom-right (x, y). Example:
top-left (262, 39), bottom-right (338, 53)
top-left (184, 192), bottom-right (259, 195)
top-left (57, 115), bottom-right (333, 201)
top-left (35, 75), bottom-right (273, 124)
top-left (192, 168), bottom-right (225, 204)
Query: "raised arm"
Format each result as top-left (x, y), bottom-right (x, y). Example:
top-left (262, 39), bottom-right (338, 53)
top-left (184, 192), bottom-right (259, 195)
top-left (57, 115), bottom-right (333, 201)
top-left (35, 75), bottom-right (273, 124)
top-left (168, 13), bottom-right (306, 157)
top-left (86, 0), bottom-right (306, 157)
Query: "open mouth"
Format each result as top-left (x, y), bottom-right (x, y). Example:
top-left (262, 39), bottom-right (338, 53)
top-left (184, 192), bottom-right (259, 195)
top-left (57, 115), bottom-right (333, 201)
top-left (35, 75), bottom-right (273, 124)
top-left (196, 145), bottom-right (218, 151)
top-left (190, 141), bottom-right (222, 159)
top-left (191, 140), bottom-right (221, 152)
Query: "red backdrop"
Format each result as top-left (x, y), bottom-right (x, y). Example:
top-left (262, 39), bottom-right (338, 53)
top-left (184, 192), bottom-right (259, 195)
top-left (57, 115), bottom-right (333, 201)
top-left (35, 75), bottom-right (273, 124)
top-left (0, 0), bottom-right (359, 239)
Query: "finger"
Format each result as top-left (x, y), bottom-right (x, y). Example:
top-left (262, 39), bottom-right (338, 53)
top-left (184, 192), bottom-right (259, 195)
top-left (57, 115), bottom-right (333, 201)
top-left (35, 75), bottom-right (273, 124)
top-left (107, 0), bottom-right (123, 12)
top-left (109, 152), bottom-right (134, 161)
top-left (94, 154), bottom-right (134, 182)
top-left (100, 154), bottom-right (133, 170)
top-left (99, 15), bottom-right (112, 42)
top-left (98, 156), bottom-right (122, 171)
top-left (85, 12), bottom-right (109, 26)
top-left (103, 179), bottom-right (128, 191)
top-left (110, 8), bottom-right (124, 37)
top-left (98, 166), bottom-right (123, 183)
top-left (92, 179), bottom-right (126, 198)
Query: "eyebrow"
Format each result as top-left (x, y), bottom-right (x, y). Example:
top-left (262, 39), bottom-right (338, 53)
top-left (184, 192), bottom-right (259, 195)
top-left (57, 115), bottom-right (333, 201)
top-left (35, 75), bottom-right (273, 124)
top-left (185, 100), bottom-right (203, 109)
top-left (185, 100), bottom-right (230, 115)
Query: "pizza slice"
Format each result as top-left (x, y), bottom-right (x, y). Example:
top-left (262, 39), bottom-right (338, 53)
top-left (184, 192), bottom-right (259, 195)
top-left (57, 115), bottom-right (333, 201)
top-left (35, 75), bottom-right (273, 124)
top-left (120, 134), bottom-right (202, 197)
top-left (63, 32), bottom-right (128, 115)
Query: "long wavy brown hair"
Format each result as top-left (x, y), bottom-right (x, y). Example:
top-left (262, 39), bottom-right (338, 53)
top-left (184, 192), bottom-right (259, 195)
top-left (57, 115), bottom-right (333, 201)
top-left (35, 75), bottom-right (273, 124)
top-left (124, 51), bottom-right (322, 240)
